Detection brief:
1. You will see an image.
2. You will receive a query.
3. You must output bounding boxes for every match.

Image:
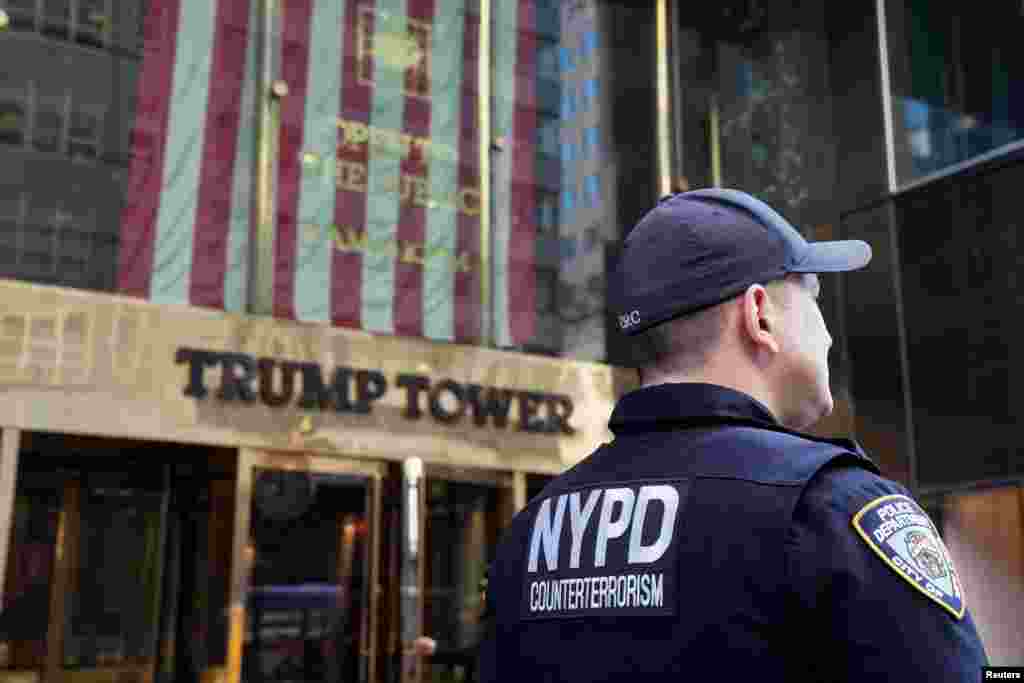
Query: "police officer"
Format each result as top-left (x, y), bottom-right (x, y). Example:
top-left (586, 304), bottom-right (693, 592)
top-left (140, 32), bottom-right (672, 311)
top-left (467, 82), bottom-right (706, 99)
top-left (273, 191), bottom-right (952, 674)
top-left (478, 189), bottom-right (988, 682)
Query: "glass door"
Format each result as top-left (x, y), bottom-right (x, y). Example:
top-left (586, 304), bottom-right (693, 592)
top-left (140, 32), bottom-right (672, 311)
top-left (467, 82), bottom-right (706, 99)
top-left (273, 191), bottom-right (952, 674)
top-left (238, 454), bottom-right (382, 683)
top-left (0, 472), bottom-right (62, 682)
top-left (54, 473), bottom-right (168, 683)
top-left (0, 440), bottom-right (239, 683)
top-left (0, 458), bottom-right (173, 683)
top-left (418, 467), bottom-right (513, 683)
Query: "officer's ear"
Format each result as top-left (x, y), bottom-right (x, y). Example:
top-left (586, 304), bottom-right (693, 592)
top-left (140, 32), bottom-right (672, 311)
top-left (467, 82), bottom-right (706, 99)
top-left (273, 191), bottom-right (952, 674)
top-left (741, 284), bottom-right (781, 355)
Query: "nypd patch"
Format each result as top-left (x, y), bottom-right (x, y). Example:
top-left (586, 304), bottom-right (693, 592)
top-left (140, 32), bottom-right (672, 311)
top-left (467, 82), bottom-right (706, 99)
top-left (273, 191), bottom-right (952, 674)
top-left (852, 494), bottom-right (965, 619)
top-left (521, 480), bottom-right (688, 620)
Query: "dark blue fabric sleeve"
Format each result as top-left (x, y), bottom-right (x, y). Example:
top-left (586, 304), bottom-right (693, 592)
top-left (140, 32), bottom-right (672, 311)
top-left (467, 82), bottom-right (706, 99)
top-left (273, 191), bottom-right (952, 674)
top-left (785, 465), bottom-right (989, 681)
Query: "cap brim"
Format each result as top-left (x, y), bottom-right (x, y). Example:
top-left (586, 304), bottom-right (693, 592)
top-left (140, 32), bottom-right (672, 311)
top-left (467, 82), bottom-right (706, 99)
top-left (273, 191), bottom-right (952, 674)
top-left (792, 240), bottom-right (872, 273)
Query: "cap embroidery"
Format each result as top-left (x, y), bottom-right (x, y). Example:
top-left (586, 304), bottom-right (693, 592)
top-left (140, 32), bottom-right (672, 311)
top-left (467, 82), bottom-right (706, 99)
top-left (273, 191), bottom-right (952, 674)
top-left (618, 310), bottom-right (641, 330)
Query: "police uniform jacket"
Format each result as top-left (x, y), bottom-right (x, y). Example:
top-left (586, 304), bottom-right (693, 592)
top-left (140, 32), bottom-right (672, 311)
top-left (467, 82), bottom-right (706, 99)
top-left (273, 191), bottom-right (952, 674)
top-left (478, 383), bottom-right (988, 682)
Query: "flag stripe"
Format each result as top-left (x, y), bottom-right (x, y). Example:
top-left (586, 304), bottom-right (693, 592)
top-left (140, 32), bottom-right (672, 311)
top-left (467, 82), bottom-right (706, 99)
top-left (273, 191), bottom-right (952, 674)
top-left (116, 0), bottom-right (532, 340)
top-left (190, 0), bottom-right (252, 308)
top-left (118, 0), bottom-right (183, 298)
top-left (393, 0), bottom-right (435, 338)
top-left (271, 0), bottom-right (315, 320)
top-left (492, 0), bottom-right (517, 346)
top-left (509, 0), bottom-right (538, 344)
top-left (362, 0), bottom-right (409, 335)
top-left (150, 0), bottom-right (219, 303)
top-left (331, 0), bottom-right (375, 329)
top-left (422, 0), bottom-right (464, 342)
top-left (224, 0), bottom-right (260, 313)
top-left (294, 0), bottom-right (347, 321)
top-left (453, 6), bottom-right (480, 343)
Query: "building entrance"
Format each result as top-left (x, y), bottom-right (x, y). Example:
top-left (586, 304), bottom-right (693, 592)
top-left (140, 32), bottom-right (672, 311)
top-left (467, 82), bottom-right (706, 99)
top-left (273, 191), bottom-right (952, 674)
top-left (0, 435), bottom-right (541, 683)
top-left (238, 453), bottom-right (383, 683)
top-left (0, 433), bottom-right (236, 683)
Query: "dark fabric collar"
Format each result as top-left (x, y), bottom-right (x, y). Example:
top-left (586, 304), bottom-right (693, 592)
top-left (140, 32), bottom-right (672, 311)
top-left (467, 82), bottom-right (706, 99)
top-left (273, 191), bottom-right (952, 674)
top-left (609, 383), bottom-right (779, 434)
top-left (608, 382), bottom-right (875, 468)
top-left (606, 382), bottom-right (877, 475)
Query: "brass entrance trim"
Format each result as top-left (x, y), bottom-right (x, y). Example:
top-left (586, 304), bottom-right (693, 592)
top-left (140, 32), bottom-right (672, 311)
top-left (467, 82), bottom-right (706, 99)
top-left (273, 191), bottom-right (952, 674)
top-left (228, 449), bottom-right (385, 683)
top-left (655, 0), bottom-right (673, 197)
top-left (478, 0), bottom-right (494, 346)
top-left (400, 459), bottom-right (424, 683)
top-left (0, 428), bottom-right (20, 615)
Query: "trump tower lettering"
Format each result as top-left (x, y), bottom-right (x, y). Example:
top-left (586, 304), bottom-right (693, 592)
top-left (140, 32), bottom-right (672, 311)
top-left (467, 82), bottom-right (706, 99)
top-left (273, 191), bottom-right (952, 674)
top-left (852, 494), bottom-right (965, 619)
top-left (522, 481), bottom-right (687, 619)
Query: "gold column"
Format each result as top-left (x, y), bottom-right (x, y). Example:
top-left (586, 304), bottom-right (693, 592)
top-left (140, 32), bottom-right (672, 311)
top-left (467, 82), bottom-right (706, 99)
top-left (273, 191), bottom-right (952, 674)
top-left (400, 459), bottom-right (424, 683)
top-left (45, 481), bottom-right (80, 683)
top-left (249, 0), bottom-right (281, 316)
top-left (875, 0), bottom-right (898, 191)
top-left (478, 0), bottom-right (493, 346)
top-left (0, 428), bottom-right (19, 613)
top-left (225, 450), bottom-right (254, 683)
top-left (654, 0), bottom-right (672, 197)
top-left (709, 94), bottom-right (722, 187)
top-left (414, 470), bottom-right (425, 683)
top-left (512, 472), bottom-right (527, 514)
top-left (367, 475), bottom-right (382, 683)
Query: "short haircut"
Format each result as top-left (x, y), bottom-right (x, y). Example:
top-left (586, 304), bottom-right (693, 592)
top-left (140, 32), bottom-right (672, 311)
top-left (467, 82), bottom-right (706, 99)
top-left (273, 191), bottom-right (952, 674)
top-left (638, 275), bottom-right (808, 374)
top-left (640, 302), bottom-right (729, 375)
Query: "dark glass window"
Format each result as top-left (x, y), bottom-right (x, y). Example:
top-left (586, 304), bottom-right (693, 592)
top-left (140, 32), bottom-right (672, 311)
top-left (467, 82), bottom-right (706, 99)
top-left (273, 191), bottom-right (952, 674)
top-left (0, 83), bottom-right (28, 146)
top-left (0, 192), bottom-right (26, 269)
top-left (4, 1), bottom-right (39, 31)
top-left (559, 46), bottom-right (575, 72)
top-left (22, 203), bottom-right (58, 277)
top-left (40, 0), bottom-right (71, 39)
top-left (884, 0), bottom-right (1024, 185)
top-left (840, 205), bottom-right (912, 485)
top-left (561, 141), bottom-right (576, 164)
top-left (582, 126), bottom-right (599, 159)
top-left (67, 104), bottom-right (101, 160)
top-left (0, 0), bottom-right (255, 306)
top-left (33, 92), bottom-right (67, 154)
top-left (76, 0), bottom-right (112, 48)
top-left (675, 2), bottom-right (836, 225)
top-left (896, 166), bottom-right (1022, 487)
top-left (583, 173), bottom-right (601, 208)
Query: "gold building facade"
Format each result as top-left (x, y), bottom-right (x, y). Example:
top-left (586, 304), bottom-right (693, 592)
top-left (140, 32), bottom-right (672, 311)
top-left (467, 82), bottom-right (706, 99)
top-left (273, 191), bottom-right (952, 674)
top-left (0, 0), bottom-right (650, 681)
top-left (0, 279), bottom-right (635, 683)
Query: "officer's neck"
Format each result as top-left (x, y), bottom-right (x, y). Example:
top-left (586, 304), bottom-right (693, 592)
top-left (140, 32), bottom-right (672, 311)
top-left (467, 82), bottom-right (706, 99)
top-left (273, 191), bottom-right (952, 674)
top-left (640, 361), bottom-right (783, 424)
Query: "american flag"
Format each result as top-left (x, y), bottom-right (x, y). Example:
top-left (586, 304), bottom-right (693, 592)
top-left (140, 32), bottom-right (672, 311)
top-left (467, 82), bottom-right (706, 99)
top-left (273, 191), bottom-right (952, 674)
top-left (118, 0), bottom-right (538, 347)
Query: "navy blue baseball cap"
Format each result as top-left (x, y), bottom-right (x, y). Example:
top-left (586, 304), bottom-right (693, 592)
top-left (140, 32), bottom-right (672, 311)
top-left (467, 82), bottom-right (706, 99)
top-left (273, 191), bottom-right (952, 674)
top-left (611, 188), bottom-right (872, 336)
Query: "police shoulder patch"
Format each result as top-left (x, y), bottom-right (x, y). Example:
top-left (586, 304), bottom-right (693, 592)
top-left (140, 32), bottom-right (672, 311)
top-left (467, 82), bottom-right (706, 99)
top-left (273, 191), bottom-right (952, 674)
top-left (852, 494), bottom-right (966, 619)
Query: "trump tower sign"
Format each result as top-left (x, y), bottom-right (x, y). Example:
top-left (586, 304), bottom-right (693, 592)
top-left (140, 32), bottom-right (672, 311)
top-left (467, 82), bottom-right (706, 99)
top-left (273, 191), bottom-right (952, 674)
top-left (0, 280), bottom-right (632, 472)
